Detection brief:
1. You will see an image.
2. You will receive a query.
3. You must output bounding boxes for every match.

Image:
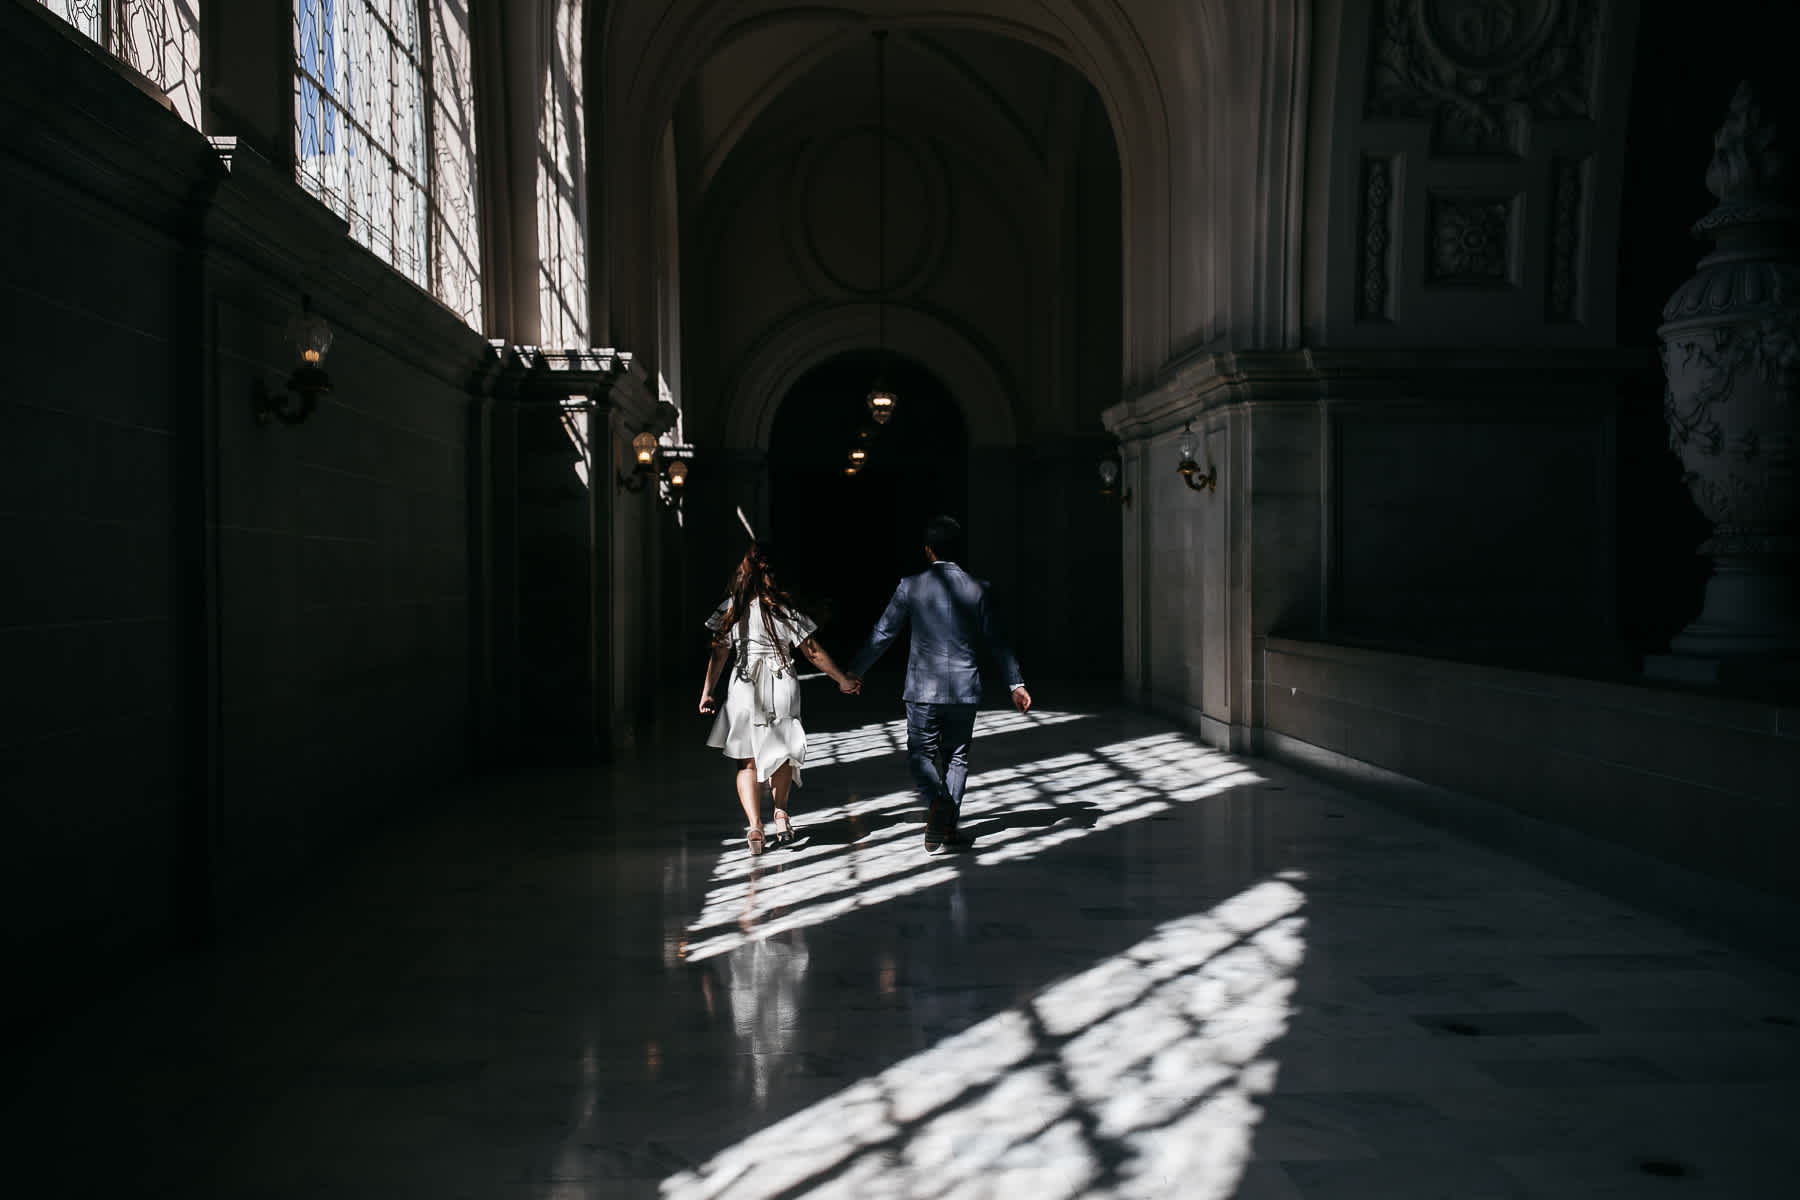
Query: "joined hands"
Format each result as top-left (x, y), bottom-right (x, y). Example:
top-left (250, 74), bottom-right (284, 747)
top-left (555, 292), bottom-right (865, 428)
top-left (839, 673), bottom-right (863, 696)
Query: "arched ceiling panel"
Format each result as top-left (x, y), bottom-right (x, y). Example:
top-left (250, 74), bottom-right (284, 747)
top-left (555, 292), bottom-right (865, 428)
top-left (598, 0), bottom-right (1179, 384)
top-left (694, 26), bottom-right (1071, 197)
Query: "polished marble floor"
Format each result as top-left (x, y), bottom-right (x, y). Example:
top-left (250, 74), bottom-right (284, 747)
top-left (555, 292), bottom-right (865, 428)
top-left (8, 692), bottom-right (1800, 1198)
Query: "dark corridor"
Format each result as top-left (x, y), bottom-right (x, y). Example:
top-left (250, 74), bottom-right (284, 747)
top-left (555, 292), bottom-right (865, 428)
top-left (768, 352), bottom-right (970, 678)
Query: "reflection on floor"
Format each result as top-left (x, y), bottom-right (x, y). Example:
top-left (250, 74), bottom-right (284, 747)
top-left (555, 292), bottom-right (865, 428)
top-left (7, 698), bottom-right (1799, 1198)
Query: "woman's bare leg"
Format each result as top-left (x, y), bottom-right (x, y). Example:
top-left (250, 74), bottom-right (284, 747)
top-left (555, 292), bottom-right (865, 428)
top-left (769, 761), bottom-right (795, 817)
top-left (735, 761), bottom-right (763, 831)
top-left (769, 761), bottom-right (797, 843)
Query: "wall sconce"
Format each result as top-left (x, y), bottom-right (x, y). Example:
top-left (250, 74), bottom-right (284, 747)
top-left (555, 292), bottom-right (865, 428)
top-left (618, 430), bottom-right (661, 493)
top-left (1098, 458), bottom-right (1132, 508)
top-left (660, 447), bottom-right (692, 509)
top-left (1176, 421), bottom-right (1217, 493)
top-left (256, 295), bottom-right (334, 425)
top-left (619, 431), bottom-right (693, 507)
top-left (848, 447), bottom-right (868, 468)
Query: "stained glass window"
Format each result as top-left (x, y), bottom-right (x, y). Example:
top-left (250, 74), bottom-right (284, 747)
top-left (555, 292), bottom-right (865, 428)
top-left (294, 0), bottom-right (481, 328)
top-left (37, 1), bottom-right (203, 128)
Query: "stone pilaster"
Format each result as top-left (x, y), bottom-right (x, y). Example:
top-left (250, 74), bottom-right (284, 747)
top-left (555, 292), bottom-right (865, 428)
top-left (1106, 346), bottom-right (1646, 749)
top-left (504, 347), bottom-right (654, 760)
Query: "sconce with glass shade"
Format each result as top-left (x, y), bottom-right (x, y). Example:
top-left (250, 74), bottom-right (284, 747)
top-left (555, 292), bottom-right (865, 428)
top-left (849, 447), bottom-right (868, 468)
top-left (256, 294), bottom-right (334, 425)
top-left (620, 429), bottom-right (675, 495)
top-left (658, 448), bottom-right (692, 509)
top-left (619, 430), bottom-right (657, 493)
top-left (618, 431), bottom-right (693, 506)
top-left (1176, 421), bottom-right (1217, 493)
top-left (1098, 458), bottom-right (1132, 508)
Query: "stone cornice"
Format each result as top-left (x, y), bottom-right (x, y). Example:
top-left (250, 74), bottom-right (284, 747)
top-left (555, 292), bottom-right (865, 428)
top-left (508, 347), bottom-right (659, 427)
top-left (1103, 346), bottom-right (1657, 439)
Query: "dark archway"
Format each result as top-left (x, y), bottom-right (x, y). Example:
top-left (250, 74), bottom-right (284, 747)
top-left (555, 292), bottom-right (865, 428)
top-left (768, 351), bottom-right (968, 677)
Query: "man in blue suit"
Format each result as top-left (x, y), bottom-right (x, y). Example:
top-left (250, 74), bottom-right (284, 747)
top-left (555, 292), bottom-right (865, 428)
top-left (847, 515), bottom-right (1031, 854)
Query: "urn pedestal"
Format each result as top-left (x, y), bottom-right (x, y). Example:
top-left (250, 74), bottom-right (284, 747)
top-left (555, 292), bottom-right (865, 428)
top-left (1652, 82), bottom-right (1800, 682)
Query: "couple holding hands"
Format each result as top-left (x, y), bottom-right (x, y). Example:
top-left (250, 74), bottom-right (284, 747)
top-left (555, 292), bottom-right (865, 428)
top-left (699, 515), bottom-right (1031, 857)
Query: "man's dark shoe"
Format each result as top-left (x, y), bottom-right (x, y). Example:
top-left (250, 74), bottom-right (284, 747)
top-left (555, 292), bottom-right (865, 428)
top-left (924, 828), bottom-right (973, 855)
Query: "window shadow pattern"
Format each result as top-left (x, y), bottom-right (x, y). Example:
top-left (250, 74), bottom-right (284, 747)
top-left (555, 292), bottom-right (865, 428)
top-left (675, 710), bottom-right (1268, 965)
top-left (662, 877), bottom-right (1308, 1199)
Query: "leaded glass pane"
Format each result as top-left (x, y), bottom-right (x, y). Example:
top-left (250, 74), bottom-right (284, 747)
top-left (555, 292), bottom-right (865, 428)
top-left (538, 0), bottom-right (589, 348)
top-left (38, 1), bottom-right (203, 128)
top-left (293, 0), bottom-right (481, 329)
top-left (44, 1), bottom-right (103, 43)
top-left (428, 0), bottom-right (481, 326)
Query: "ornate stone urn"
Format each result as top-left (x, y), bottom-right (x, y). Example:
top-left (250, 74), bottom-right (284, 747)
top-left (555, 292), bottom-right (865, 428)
top-left (1658, 81), bottom-right (1800, 660)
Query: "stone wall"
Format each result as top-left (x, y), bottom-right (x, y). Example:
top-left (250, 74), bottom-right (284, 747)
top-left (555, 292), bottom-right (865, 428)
top-left (1108, 349), bottom-right (1644, 751)
top-left (0, 12), bottom-right (214, 1025)
top-left (1263, 637), bottom-right (1800, 903)
top-left (0, 5), bottom-right (491, 1026)
top-left (204, 145), bottom-right (488, 917)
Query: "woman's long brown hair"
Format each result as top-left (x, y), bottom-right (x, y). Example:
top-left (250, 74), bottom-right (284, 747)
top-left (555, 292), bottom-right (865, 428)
top-left (716, 542), bottom-right (807, 673)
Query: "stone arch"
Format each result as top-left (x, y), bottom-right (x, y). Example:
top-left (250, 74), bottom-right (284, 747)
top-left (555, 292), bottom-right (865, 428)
top-left (723, 303), bottom-right (1019, 451)
top-left (596, 0), bottom-right (1181, 384)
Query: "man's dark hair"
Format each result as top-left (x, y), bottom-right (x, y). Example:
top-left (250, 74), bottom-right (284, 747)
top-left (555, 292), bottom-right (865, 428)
top-left (925, 514), bottom-right (965, 562)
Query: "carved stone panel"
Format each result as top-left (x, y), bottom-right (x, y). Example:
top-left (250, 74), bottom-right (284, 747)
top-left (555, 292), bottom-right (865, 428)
top-left (1359, 155), bottom-right (1397, 320)
top-left (1367, 0), bottom-right (1603, 155)
top-left (1547, 155), bottom-right (1585, 321)
top-left (1427, 192), bottom-right (1515, 285)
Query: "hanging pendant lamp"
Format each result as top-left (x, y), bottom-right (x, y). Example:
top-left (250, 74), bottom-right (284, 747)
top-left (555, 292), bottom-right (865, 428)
top-left (867, 30), bottom-right (897, 425)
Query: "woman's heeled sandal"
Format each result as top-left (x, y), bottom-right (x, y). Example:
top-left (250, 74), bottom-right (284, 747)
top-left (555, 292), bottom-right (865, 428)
top-left (771, 810), bottom-right (794, 846)
top-left (746, 825), bottom-right (766, 855)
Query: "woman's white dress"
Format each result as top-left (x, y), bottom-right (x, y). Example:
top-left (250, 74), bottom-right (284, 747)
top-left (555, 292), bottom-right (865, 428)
top-left (706, 599), bottom-right (817, 785)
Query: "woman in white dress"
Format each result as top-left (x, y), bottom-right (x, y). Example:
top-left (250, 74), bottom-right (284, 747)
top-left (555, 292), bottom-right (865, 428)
top-left (699, 544), bottom-right (860, 854)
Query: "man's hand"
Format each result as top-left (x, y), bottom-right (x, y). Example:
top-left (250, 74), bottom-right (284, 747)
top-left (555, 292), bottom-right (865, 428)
top-left (839, 674), bottom-right (863, 696)
top-left (1011, 686), bottom-right (1032, 715)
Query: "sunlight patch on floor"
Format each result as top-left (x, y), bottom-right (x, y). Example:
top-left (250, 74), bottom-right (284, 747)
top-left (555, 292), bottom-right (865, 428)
top-left (662, 876), bottom-right (1308, 1199)
top-left (799, 707), bottom-right (1094, 768)
top-left (674, 728), bottom-right (1267, 963)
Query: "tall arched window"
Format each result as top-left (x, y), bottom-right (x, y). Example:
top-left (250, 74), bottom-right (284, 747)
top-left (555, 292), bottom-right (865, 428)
top-left (425, 2), bottom-right (480, 325)
top-left (294, 0), bottom-right (481, 327)
top-left (36, 0), bottom-right (203, 127)
top-left (538, 0), bottom-right (589, 348)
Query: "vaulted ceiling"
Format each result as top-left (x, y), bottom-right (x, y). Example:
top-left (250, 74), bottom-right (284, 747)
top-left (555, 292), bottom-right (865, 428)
top-left (676, 20), bottom-right (1120, 448)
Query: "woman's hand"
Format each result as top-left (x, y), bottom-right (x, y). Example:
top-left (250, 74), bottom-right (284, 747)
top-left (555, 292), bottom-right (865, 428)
top-left (699, 693), bottom-right (717, 715)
